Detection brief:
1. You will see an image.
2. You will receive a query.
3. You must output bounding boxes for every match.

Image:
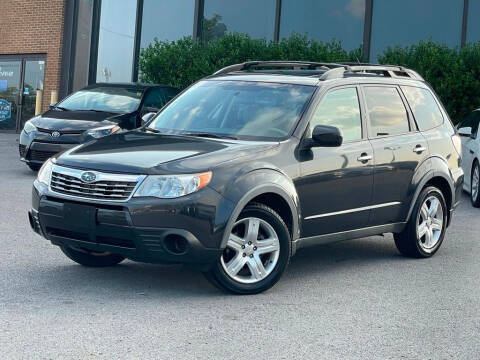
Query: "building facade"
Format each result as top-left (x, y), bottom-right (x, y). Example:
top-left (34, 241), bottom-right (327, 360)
top-left (0, 0), bottom-right (478, 132)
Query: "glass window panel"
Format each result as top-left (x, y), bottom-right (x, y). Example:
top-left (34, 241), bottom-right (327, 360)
top-left (311, 88), bottom-right (362, 142)
top-left (458, 111), bottom-right (480, 136)
top-left (73, 0), bottom-right (94, 91)
top-left (203, 0), bottom-right (276, 41)
top-left (370, 0), bottom-right (463, 61)
top-left (96, 0), bottom-right (137, 82)
top-left (140, 0), bottom-right (194, 49)
top-left (401, 86), bottom-right (444, 131)
top-left (143, 89), bottom-right (166, 110)
top-left (364, 87), bottom-right (409, 137)
top-left (467, 0), bottom-right (480, 42)
top-left (280, 0), bottom-right (365, 50)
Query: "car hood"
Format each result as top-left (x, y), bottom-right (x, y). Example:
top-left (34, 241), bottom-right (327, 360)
top-left (30, 110), bottom-right (129, 131)
top-left (55, 130), bottom-right (277, 174)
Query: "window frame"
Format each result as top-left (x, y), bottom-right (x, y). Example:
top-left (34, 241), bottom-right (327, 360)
top-left (307, 85), bottom-right (366, 144)
top-left (360, 84), bottom-right (417, 139)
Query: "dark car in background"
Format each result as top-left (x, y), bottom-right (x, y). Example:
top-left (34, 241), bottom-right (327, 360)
top-left (19, 83), bottom-right (179, 170)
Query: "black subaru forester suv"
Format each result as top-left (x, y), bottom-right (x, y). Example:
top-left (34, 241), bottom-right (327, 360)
top-left (29, 62), bottom-right (463, 294)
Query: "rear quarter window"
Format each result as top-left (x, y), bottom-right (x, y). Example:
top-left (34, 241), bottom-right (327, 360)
top-left (401, 86), bottom-right (444, 131)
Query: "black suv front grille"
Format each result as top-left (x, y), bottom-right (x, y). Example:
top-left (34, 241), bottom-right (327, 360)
top-left (50, 172), bottom-right (138, 200)
top-left (28, 150), bottom-right (58, 162)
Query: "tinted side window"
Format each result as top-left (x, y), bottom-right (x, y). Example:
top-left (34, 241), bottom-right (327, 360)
top-left (165, 87), bottom-right (179, 102)
top-left (459, 111), bottom-right (480, 136)
top-left (364, 86), bottom-right (409, 137)
top-left (310, 87), bottom-right (362, 142)
top-left (143, 89), bottom-right (166, 109)
top-left (401, 86), bottom-right (443, 131)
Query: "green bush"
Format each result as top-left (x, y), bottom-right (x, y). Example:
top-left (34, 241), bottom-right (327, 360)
top-left (140, 35), bottom-right (480, 124)
top-left (139, 33), bottom-right (362, 89)
top-left (379, 41), bottom-right (480, 123)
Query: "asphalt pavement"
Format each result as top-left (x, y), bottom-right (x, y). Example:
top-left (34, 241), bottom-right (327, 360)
top-left (0, 133), bottom-right (479, 359)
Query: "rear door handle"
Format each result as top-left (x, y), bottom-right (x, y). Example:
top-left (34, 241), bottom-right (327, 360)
top-left (413, 145), bottom-right (427, 154)
top-left (470, 149), bottom-right (474, 154)
top-left (357, 153), bottom-right (372, 163)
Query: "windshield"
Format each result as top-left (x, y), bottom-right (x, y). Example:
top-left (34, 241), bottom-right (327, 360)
top-left (147, 80), bottom-right (315, 140)
top-left (57, 87), bottom-right (144, 113)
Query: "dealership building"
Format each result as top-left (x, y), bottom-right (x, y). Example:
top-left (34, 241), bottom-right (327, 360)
top-left (0, 0), bottom-right (478, 132)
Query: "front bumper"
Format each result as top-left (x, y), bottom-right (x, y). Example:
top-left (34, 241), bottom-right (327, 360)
top-left (30, 180), bottom-right (233, 269)
top-left (19, 130), bottom-right (81, 165)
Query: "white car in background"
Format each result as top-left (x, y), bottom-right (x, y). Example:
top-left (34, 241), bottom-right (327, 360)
top-left (457, 109), bottom-right (480, 207)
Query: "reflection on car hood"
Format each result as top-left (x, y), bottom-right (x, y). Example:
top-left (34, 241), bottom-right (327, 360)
top-left (30, 110), bottom-right (127, 131)
top-left (55, 130), bottom-right (276, 174)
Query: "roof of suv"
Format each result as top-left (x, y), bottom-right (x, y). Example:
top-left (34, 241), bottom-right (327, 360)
top-left (208, 61), bottom-right (424, 87)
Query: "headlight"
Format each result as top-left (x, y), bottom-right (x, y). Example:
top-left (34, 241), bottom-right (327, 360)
top-left (37, 159), bottom-right (54, 186)
top-left (134, 172), bottom-right (212, 199)
top-left (86, 124), bottom-right (120, 139)
top-left (23, 120), bottom-right (37, 134)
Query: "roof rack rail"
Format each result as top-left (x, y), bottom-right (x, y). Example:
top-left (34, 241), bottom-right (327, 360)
top-left (320, 64), bottom-right (424, 81)
top-left (212, 61), bottom-right (345, 76)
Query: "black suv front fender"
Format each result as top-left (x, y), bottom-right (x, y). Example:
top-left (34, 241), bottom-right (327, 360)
top-left (217, 168), bottom-right (301, 252)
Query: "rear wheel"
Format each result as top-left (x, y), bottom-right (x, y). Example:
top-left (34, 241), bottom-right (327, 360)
top-left (471, 161), bottom-right (480, 207)
top-left (205, 203), bottom-right (291, 294)
top-left (394, 186), bottom-right (447, 258)
top-left (60, 245), bottom-right (125, 267)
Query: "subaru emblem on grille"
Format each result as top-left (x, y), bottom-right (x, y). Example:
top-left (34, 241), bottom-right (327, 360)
top-left (81, 171), bottom-right (97, 183)
top-left (51, 131), bottom-right (61, 138)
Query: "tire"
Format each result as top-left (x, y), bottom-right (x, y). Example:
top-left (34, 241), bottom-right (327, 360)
top-left (60, 245), bottom-right (125, 267)
top-left (205, 203), bottom-right (291, 294)
top-left (471, 161), bottom-right (480, 208)
top-left (394, 186), bottom-right (447, 258)
top-left (28, 163), bottom-right (41, 171)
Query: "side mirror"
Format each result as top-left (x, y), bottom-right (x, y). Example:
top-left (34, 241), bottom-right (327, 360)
top-left (308, 125), bottom-right (343, 147)
top-left (457, 126), bottom-right (473, 137)
top-left (49, 102), bottom-right (57, 109)
top-left (141, 112), bottom-right (156, 125)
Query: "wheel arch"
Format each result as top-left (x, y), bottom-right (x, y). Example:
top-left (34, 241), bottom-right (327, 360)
top-left (219, 170), bottom-right (301, 253)
top-left (406, 168), bottom-right (455, 225)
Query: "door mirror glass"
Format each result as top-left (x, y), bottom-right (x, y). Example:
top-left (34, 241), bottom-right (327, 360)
top-left (49, 102), bottom-right (57, 109)
top-left (457, 126), bottom-right (473, 137)
top-left (310, 125), bottom-right (343, 147)
top-left (141, 112), bottom-right (156, 125)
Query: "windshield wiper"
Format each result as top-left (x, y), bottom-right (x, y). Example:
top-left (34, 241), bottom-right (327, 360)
top-left (145, 127), bottom-right (161, 134)
top-left (78, 109), bottom-right (115, 113)
top-left (53, 106), bottom-right (70, 111)
top-left (180, 132), bottom-right (238, 140)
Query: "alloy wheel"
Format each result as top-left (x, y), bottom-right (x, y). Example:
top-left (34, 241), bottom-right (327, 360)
top-left (472, 164), bottom-right (479, 203)
top-left (221, 217), bottom-right (280, 284)
top-left (417, 195), bottom-right (444, 252)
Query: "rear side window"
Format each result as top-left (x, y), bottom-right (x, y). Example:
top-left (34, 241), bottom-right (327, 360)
top-left (401, 86), bottom-right (443, 131)
top-left (164, 87), bottom-right (179, 102)
top-left (310, 87), bottom-right (362, 142)
top-left (364, 86), bottom-right (410, 137)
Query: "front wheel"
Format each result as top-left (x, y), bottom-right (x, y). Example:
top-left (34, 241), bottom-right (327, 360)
top-left (205, 203), bottom-right (291, 294)
top-left (394, 186), bottom-right (447, 258)
top-left (471, 161), bottom-right (480, 207)
top-left (60, 246), bottom-right (125, 267)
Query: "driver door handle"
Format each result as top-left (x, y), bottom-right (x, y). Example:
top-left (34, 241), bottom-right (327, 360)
top-left (357, 153), bottom-right (372, 163)
top-left (413, 145), bottom-right (427, 154)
